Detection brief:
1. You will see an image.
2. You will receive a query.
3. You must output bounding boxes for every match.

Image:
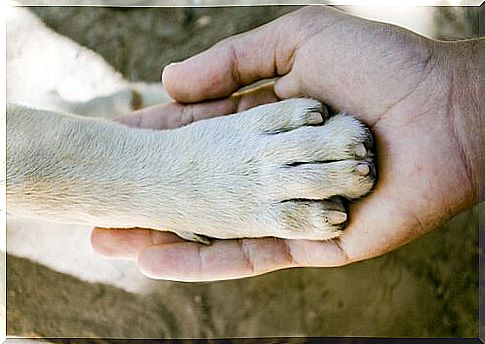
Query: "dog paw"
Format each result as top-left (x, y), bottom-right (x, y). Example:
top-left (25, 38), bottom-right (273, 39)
top-left (241, 98), bottom-right (376, 202)
top-left (166, 98), bottom-right (375, 241)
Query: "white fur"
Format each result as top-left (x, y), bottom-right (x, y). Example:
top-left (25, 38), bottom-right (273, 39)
top-left (5, 8), bottom-right (375, 294)
top-left (5, 6), bottom-right (169, 291)
top-left (7, 98), bottom-right (375, 241)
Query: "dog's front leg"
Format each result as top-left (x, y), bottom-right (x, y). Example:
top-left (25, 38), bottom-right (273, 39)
top-left (6, 103), bottom-right (194, 232)
top-left (7, 99), bottom-right (376, 241)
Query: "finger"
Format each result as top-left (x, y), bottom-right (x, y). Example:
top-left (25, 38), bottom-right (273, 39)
top-left (161, 12), bottom-right (301, 103)
top-left (91, 227), bottom-right (183, 260)
top-left (133, 190), bottom-right (426, 282)
top-left (329, 177), bottom-right (436, 263)
top-left (118, 82), bottom-right (279, 130)
top-left (117, 99), bottom-right (234, 130)
top-left (231, 81), bottom-right (280, 111)
top-left (284, 189), bottom-right (406, 267)
top-left (286, 169), bottom-right (440, 267)
top-left (130, 192), bottom-right (406, 282)
top-left (137, 237), bottom-right (297, 282)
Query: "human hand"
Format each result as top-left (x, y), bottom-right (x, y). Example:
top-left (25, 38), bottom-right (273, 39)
top-left (92, 6), bottom-right (481, 281)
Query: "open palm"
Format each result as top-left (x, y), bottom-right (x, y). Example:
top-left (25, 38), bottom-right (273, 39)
top-left (92, 6), bottom-right (480, 281)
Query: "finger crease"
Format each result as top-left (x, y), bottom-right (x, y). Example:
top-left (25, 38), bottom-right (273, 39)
top-left (136, 113), bottom-right (142, 128)
top-left (229, 41), bottom-right (242, 86)
top-left (148, 229), bottom-right (157, 244)
top-left (333, 238), bottom-right (351, 266)
top-left (196, 244), bottom-right (203, 276)
top-left (231, 93), bottom-right (241, 113)
top-left (180, 105), bottom-right (195, 126)
top-left (281, 45), bottom-right (297, 76)
top-left (283, 240), bottom-right (298, 267)
top-left (240, 240), bottom-right (256, 274)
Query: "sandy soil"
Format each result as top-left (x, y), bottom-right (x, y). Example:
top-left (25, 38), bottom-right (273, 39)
top-left (7, 6), bottom-right (481, 338)
top-left (8, 205), bottom-right (480, 338)
top-left (29, 6), bottom-right (298, 82)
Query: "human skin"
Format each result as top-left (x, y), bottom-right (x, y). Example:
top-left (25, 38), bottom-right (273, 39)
top-left (91, 6), bottom-right (483, 282)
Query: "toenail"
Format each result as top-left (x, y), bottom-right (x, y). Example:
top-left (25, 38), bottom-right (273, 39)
top-left (354, 144), bottom-right (367, 157)
top-left (327, 210), bottom-right (348, 225)
top-left (355, 163), bottom-right (370, 176)
top-left (307, 112), bottom-right (323, 125)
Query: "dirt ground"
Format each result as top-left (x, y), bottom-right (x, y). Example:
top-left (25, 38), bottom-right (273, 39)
top-left (7, 6), bottom-right (481, 339)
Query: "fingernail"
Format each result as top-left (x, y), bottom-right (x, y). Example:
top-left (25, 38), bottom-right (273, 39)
top-left (161, 62), bottom-right (183, 83)
top-left (327, 210), bottom-right (347, 225)
top-left (355, 163), bottom-right (370, 176)
top-left (165, 61), bottom-right (183, 69)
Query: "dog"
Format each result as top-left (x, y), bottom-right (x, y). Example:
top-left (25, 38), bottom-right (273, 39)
top-left (7, 97), bottom-right (375, 243)
top-left (6, 6), bottom-right (375, 246)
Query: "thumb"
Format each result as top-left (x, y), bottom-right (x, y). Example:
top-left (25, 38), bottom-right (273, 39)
top-left (161, 9), bottom-right (304, 103)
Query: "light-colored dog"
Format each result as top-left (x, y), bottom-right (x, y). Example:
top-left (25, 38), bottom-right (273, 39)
top-left (6, 7), bottom-right (375, 246)
top-left (7, 98), bottom-right (375, 243)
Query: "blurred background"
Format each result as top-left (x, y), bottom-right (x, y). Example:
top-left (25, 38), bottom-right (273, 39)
top-left (6, 2), bottom-right (482, 340)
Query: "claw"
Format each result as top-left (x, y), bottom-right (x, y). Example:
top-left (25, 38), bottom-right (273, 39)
top-left (327, 210), bottom-right (348, 225)
top-left (355, 163), bottom-right (370, 176)
top-left (354, 143), bottom-right (367, 158)
top-left (307, 112), bottom-right (324, 125)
